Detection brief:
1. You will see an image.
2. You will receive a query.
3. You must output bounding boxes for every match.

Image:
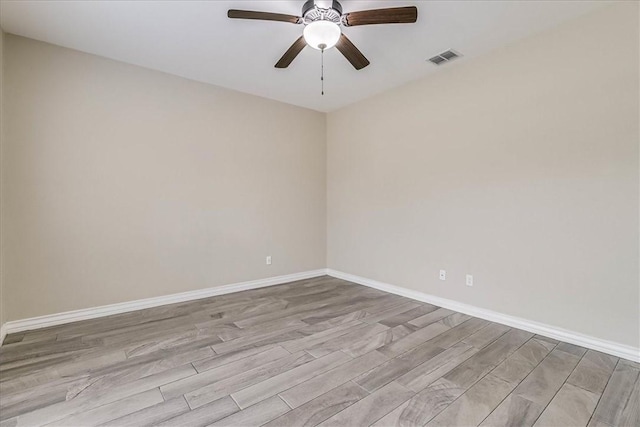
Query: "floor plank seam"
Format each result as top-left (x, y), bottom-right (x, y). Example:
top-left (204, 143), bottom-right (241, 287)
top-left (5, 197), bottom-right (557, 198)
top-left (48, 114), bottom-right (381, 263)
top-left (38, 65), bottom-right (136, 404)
top-left (586, 356), bottom-right (620, 427)
top-left (228, 392), bottom-right (242, 411)
top-left (351, 324), bottom-right (510, 424)
top-left (602, 359), bottom-right (639, 426)
top-left (531, 343), bottom-right (584, 427)
top-left (314, 379), bottom-right (403, 426)
top-left (424, 332), bottom-right (536, 425)
top-left (369, 382), bottom-right (418, 426)
top-left (476, 338), bottom-right (558, 426)
top-left (278, 392), bottom-right (295, 410)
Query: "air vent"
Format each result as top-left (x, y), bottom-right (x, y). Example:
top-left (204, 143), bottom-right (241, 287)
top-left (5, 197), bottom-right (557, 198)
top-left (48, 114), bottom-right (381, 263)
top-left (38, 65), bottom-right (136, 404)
top-left (428, 49), bottom-right (461, 65)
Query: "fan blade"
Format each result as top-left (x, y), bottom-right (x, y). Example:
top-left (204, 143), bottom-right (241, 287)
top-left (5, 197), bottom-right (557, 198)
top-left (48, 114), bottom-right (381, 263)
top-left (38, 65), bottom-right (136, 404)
top-left (335, 34), bottom-right (370, 70)
top-left (275, 36), bottom-right (307, 68)
top-left (342, 6), bottom-right (417, 27)
top-left (227, 9), bottom-right (302, 24)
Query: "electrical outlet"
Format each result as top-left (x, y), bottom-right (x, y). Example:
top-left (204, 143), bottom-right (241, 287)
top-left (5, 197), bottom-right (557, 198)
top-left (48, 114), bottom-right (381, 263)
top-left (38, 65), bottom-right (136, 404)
top-left (266, 256), bottom-right (272, 265)
top-left (466, 274), bottom-right (473, 287)
top-left (439, 270), bottom-right (446, 280)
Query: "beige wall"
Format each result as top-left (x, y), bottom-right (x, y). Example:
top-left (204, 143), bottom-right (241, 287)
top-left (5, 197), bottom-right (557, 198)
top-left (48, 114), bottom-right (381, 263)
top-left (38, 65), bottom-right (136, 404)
top-left (327, 3), bottom-right (640, 348)
top-left (2, 35), bottom-right (326, 321)
top-left (0, 29), bottom-right (5, 328)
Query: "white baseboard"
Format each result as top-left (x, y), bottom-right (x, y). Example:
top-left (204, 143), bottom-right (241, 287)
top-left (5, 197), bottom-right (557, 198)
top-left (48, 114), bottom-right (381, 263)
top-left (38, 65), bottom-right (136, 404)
top-left (3, 267), bottom-right (637, 363)
top-left (327, 269), bottom-right (640, 363)
top-left (0, 269), bottom-right (327, 343)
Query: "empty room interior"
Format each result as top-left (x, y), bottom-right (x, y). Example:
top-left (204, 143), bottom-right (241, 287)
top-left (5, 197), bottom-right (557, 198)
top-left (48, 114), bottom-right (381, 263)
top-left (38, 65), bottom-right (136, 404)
top-left (0, 0), bottom-right (638, 426)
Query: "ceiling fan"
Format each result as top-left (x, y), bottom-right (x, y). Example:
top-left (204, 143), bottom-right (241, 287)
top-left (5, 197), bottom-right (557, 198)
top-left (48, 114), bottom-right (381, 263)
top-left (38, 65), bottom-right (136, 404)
top-left (227, 0), bottom-right (418, 70)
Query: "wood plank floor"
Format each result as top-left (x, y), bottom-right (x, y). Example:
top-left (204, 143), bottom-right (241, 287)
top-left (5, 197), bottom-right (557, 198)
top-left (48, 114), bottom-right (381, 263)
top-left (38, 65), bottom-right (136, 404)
top-left (0, 276), bottom-right (638, 426)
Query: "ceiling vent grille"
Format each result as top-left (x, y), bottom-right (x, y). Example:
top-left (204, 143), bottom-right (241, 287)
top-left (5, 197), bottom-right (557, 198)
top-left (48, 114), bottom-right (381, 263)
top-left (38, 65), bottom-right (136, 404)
top-left (428, 49), bottom-right (461, 65)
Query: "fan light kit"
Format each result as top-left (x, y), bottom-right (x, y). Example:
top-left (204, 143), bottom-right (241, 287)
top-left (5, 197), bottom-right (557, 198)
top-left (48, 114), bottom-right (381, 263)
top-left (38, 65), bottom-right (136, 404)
top-left (228, 0), bottom-right (418, 94)
top-left (303, 21), bottom-right (341, 51)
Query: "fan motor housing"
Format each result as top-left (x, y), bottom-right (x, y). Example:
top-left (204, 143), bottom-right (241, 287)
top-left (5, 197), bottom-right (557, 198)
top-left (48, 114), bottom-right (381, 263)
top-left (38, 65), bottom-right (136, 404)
top-left (302, 0), bottom-right (343, 24)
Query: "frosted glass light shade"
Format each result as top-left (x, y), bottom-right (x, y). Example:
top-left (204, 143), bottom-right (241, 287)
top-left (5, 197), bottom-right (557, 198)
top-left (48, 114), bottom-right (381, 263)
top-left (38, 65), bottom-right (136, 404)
top-left (303, 21), bottom-right (341, 50)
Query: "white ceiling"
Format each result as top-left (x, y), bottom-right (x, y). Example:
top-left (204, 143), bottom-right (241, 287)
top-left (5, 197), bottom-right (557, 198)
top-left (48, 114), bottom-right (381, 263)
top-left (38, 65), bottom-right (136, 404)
top-left (0, 0), bottom-right (607, 112)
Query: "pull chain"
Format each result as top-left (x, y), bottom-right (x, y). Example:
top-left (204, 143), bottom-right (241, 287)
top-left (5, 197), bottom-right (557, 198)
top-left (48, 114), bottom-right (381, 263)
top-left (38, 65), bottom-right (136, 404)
top-left (319, 44), bottom-right (326, 96)
top-left (321, 48), bottom-right (325, 95)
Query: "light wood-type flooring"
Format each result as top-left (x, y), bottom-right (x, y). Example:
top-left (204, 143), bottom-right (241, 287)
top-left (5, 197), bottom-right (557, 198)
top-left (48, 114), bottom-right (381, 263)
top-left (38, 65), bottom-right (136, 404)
top-left (0, 276), bottom-right (638, 426)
